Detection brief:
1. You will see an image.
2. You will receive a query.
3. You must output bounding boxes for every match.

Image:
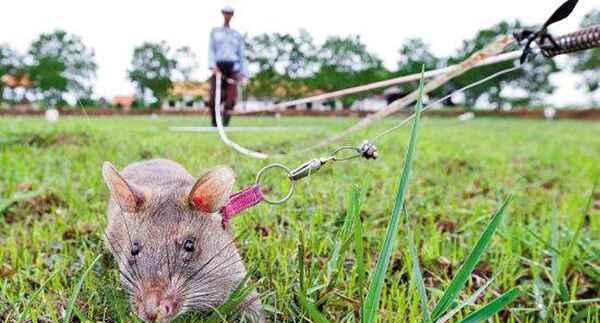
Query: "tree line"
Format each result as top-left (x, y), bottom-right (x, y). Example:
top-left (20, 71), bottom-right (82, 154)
top-left (0, 11), bottom-right (597, 109)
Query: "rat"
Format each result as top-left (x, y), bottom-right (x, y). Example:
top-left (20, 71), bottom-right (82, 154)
top-left (101, 159), bottom-right (265, 322)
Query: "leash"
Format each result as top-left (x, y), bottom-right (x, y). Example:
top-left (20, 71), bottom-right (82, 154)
top-left (218, 63), bottom-right (516, 224)
top-left (218, 0), bottom-right (600, 225)
top-left (219, 64), bottom-right (517, 225)
top-left (213, 73), bottom-right (268, 159)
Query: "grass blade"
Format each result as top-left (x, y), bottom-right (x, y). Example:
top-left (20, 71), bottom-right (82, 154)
top-left (205, 275), bottom-right (256, 323)
top-left (352, 187), bottom-right (366, 302)
top-left (298, 230), bottom-right (307, 294)
top-left (456, 287), bottom-right (520, 323)
top-left (17, 270), bottom-right (58, 323)
top-left (549, 209), bottom-right (566, 301)
top-left (430, 196), bottom-right (512, 320)
top-left (0, 190), bottom-right (44, 215)
top-left (63, 254), bottom-right (101, 323)
top-left (404, 206), bottom-right (430, 322)
top-left (326, 187), bottom-right (360, 283)
top-left (298, 291), bottom-right (332, 323)
top-left (361, 67), bottom-right (425, 323)
top-left (436, 276), bottom-right (495, 323)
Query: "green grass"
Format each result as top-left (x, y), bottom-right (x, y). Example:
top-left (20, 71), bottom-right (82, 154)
top-left (0, 114), bottom-right (599, 322)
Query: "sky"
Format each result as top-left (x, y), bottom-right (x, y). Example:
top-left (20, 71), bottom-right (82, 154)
top-left (1, 0), bottom-right (598, 105)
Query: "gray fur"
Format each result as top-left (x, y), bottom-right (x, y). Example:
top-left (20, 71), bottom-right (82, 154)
top-left (103, 159), bottom-right (263, 322)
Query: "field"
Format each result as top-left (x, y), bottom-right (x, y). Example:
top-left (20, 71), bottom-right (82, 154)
top-left (1, 115), bottom-right (599, 322)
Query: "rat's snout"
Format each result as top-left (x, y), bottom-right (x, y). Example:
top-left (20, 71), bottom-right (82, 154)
top-left (137, 289), bottom-right (179, 323)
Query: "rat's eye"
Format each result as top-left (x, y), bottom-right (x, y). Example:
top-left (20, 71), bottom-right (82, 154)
top-left (183, 239), bottom-right (195, 253)
top-left (131, 242), bottom-right (141, 256)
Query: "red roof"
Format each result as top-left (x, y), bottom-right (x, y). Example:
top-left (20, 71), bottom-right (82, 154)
top-left (112, 96), bottom-right (136, 108)
top-left (1, 74), bottom-right (33, 88)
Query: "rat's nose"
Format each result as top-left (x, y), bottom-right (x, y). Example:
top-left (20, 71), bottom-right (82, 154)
top-left (141, 291), bottom-right (177, 322)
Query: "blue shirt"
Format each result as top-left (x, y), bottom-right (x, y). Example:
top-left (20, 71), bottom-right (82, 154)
top-left (208, 26), bottom-right (248, 77)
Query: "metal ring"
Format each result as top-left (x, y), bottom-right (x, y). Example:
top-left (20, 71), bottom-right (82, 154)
top-left (255, 163), bottom-right (296, 205)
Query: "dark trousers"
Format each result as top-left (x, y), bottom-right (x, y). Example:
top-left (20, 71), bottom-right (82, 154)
top-left (209, 61), bottom-right (240, 127)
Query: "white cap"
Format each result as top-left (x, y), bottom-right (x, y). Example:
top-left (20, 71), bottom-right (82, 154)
top-left (221, 5), bottom-right (234, 13)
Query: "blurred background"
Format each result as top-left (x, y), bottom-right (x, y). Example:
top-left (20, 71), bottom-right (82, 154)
top-left (0, 0), bottom-right (598, 112)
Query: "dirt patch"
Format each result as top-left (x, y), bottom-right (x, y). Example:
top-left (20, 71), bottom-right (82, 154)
top-left (472, 262), bottom-right (493, 281)
top-left (436, 219), bottom-right (458, 233)
top-left (436, 256), bottom-right (453, 277)
top-left (0, 132), bottom-right (89, 148)
top-left (442, 158), bottom-right (477, 175)
top-left (2, 191), bottom-right (65, 224)
top-left (541, 178), bottom-right (560, 190)
top-left (62, 223), bottom-right (96, 240)
top-left (254, 224), bottom-right (272, 237)
top-left (462, 179), bottom-right (490, 199)
top-left (574, 271), bottom-right (599, 299)
top-left (0, 264), bottom-right (15, 278)
top-left (0, 300), bottom-right (14, 323)
top-left (390, 254), bottom-right (409, 284)
top-left (16, 182), bottom-right (33, 191)
top-left (139, 150), bottom-right (154, 159)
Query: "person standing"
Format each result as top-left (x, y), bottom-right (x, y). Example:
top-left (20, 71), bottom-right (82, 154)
top-left (208, 5), bottom-right (248, 127)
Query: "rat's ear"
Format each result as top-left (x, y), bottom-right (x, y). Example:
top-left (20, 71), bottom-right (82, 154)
top-left (102, 162), bottom-right (145, 213)
top-left (189, 166), bottom-right (235, 213)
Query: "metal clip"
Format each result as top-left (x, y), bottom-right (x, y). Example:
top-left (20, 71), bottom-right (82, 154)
top-left (289, 158), bottom-right (329, 181)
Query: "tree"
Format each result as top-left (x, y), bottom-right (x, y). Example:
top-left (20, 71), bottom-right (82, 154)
top-left (395, 38), bottom-right (440, 93)
top-left (572, 9), bottom-right (599, 101)
top-left (27, 30), bottom-right (97, 107)
top-left (247, 30), bottom-right (318, 78)
top-left (446, 20), bottom-right (558, 109)
top-left (398, 39), bottom-right (439, 73)
top-left (310, 35), bottom-right (389, 107)
top-left (245, 30), bottom-right (320, 100)
top-left (318, 35), bottom-right (383, 73)
top-left (128, 41), bottom-right (195, 106)
top-left (172, 46), bottom-right (198, 82)
top-left (0, 44), bottom-right (22, 103)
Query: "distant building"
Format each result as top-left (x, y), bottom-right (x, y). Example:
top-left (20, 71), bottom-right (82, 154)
top-left (1, 74), bottom-right (33, 88)
top-left (112, 96), bottom-right (136, 110)
top-left (383, 86), bottom-right (406, 104)
top-left (162, 81), bottom-right (209, 110)
top-left (1, 74), bottom-right (33, 104)
top-left (351, 95), bottom-right (387, 112)
top-left (266, 85), bottom-right (329, 111)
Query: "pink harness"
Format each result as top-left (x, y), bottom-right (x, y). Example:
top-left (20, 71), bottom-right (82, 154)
top-left (221, 185), bottom-right (264, 227)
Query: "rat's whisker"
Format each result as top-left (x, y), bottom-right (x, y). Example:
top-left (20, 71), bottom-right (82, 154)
top-left (186, 260), bottom-right (244, 294)
top-left (177, 238), bottom-right (238, 292)
top-left (103, 232), bottom-right (142, 289)
top-left (109, 233), bottom-right (144, 283)
top-left (180, 254), bottom-right (241, 295)
top-left (182, 269), bottom-right (246, 300)
top-left (172, 215), bottom-right (196, 278)
top-left (115, 217), bottom-right (146, 282)
top-left (189, 237), bottom-right (242, 280)
top-left (195, 256), bottom-right (245, 282)
top-left (164, 230), bottom-right (173, 284)
top-left (186, 294), bottom-right (222, 303)
top-left (109, 221), bottom-right (143, 280)
top-left (118, 268), bottom-right (139, 292)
